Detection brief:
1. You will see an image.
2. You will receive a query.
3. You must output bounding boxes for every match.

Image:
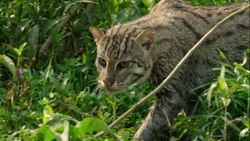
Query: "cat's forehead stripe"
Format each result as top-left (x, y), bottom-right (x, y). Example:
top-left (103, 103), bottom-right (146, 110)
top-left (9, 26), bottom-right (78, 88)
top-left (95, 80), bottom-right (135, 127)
top-left (104, 25), bottom-right (138, 59)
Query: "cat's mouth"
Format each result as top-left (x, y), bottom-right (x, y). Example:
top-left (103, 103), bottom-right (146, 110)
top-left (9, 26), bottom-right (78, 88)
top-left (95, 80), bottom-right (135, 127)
top-left (98, 80), bottom-right (126, 94)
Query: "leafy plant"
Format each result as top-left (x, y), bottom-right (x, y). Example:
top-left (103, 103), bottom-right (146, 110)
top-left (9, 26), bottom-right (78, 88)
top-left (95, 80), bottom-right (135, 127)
top-left (0, 0), bottom-right (249, 140)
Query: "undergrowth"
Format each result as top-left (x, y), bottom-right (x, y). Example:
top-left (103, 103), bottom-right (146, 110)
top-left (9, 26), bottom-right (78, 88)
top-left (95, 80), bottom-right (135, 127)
top-left (0, 0), bottom-right (249, 140)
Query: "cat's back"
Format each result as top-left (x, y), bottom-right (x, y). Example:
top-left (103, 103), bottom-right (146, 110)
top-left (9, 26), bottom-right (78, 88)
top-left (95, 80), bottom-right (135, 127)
top-left (150, 1), bottom-right (249, 34)
top-left (150, 0), bottom-right (249, 88)
top-left (149, 1), bottom-right (249, 50)
top-left (151, 0), bottom-right (249, 17)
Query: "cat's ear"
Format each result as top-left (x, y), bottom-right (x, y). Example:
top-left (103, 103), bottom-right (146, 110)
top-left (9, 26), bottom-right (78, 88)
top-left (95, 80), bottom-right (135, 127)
top-left (89, 27), bottom-right (106, 42)
top-left (134, 28), bottom-right (154, 50)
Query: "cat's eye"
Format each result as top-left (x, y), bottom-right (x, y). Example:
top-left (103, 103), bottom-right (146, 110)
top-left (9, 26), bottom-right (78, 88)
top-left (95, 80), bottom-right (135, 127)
top-left (117, 61), bottom-right (130, 69)
top-left (98, 58), bottom-right (106, 67)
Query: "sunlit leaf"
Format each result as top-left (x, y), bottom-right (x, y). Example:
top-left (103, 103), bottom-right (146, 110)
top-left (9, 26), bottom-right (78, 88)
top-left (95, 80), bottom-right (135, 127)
top-left (239, 128), bottom-right (249, 137)
top-left (221, 97), bottom-right (231, 107)
top-left (217, 76), bottom-right (226, 96)
top-left (207, 82), bottom-right (217, 107)
top-left (141, 0), bottom-right (152, 7)
top-left (82, 54), bottom-right (87, 64)
top-left (19, 19), bottom-right (33, 31)
top-left (55, 121), bottom-right (69, 141)
top-left (29, 25), bottom-right (39, 52)
top-left (79, 117), bottom-right (113, 134)
top-left (19, 42), bottom-right (27, 54)
top-left (63, 1), bottom-right (76, 14)
top-left (43, 105), bottom-right (54, 124)
top-left (246, 49), bottom-right (250, 53)
top-left (40, 97), bottom-right (50, 105)
top-left (241, 84), bottom-right (250, 89)
top-left (234, 62), bottom-right (247, 73)
top-left (221, 66), bottom-right (228, 90)
top-left (241, 119), bottom-right (250, 127)
top-left (113, 0), bottom-right (118, 12)
top-left (12, 48), bottom-right (21, 57)
top-left (36, 126), bottom-right (57, 140)
top-left (0, 55), bottom-right (16, 78)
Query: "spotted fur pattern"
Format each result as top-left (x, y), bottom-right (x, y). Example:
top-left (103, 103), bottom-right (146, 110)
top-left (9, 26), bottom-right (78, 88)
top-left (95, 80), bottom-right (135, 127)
top-left (90, 0), bottom-right (249, 140)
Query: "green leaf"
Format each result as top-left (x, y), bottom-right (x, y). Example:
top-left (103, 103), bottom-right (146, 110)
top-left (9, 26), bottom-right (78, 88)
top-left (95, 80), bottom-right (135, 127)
top-left (29, 25), bottom-right (39, 52)
top-left (218, 65), bottom-right (228, 96)
top-left (217, 76), bottom-right (226, 96)
top-left (36, 126), bottom-right (57, 141)
top-left (44, 105), bottom-right (54, 115)
top-left (207, 82), bottom-right (217, 107)
top-left (0, 55), bottom-right (16, 78)
top-left (242, 119), bottom-right (250, 127)
top-left (43, 105), bottom-right (54, 124)
top-left (12, 42), bottom-right (27, 57)
top-left (228, 85), bottom-right (240, 98)
top-left (221, 65), bottom-right (228, 92)
top-left (218, 49), bottom-right (230, 65)
top-left (82, 54), bottom-right (87, 64)
top-left (61, 121), bottom-right (69, 141)
top-left (141, 0), bottom-right (152, 7)
top-left (246, 48), bottom-right (250, 53)
top-left (79, 117), bottom-right (113, 134)
top-left (63, 1), bottom-right (77, 14)
top-left (43, 17), bottom-right (64, 34)
top-left (114, 10), bottom-right (129, 24)
top-left (239, 128), bottom-right (249, 137)
top-left (241, 84), bottom-right (250, 89)
top-left (113, 0), bottom-right (118, 12)
top-left (51, 26), bottom-right (59, 45)
top-left (19, 42), bottom-right (27, 54)
top-left (240, 50), bottom-right (248, 66)
top-left (221, 97), bottom-right (231, 107)
top-left (220, 65), bottom-right (225, 81)
top-left (20, 19), bottom-right (33, 31)
top-left (40, 97), bottom-right (50, 105)
top-left (22, 2), bottom-right (33, 15)
top-left (234, 62), bottom-right (247, 74)
top-left (53, 121), bottom-right (69, 141)
top-left (12, 48), bottom-right (21, 57)
top-left (49, 76), bottom-right (61, 93)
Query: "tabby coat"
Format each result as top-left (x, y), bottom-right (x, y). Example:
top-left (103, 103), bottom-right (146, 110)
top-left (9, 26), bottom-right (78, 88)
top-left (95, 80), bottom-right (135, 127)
top-left (90, 0), bottom-right (249, 140)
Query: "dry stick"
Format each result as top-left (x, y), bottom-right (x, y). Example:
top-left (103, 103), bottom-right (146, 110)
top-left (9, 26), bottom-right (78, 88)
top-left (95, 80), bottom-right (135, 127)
top-left (32, 1), bottom-right (96, 64)
top-left (32, 2), bottom-right (82, 63)
top-left (65, 2), bottom-right (97, 52)
top-left (94, 4), bottom-right (250, 138)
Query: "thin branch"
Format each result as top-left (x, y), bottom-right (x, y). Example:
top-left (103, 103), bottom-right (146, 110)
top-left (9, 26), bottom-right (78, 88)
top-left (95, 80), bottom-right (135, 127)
top-left (94, 4), bottom-right (250, 138)
top-left (32, 0), bottom-right (96, 64)
top-left (65, 2), bottom-right (97, 52)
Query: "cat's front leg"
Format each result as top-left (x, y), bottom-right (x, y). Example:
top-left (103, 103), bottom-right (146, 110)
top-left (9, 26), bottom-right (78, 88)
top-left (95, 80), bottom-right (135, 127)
top-left (133, 94), bottom-right (183, 141)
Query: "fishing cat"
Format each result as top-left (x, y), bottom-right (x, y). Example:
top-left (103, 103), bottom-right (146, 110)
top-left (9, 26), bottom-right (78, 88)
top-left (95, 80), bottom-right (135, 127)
top-left (90, 0), bottom-right (249, 140)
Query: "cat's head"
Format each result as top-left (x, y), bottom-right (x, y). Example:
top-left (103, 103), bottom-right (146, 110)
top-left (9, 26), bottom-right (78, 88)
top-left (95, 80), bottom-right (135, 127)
top-left (90, 26), bottom-right (154, 94)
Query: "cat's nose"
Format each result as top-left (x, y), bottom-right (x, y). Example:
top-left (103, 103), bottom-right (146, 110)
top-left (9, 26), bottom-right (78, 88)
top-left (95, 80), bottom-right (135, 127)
top-left (103, 77), bottom-right (114, 87)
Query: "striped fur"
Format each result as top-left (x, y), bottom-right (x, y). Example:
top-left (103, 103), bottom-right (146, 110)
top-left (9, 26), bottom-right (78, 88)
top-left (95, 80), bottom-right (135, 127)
top-left (90, 0), bottom-right (249, 140)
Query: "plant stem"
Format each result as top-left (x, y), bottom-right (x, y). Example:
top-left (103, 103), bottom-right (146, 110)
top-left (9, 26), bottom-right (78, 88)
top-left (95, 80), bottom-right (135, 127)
top-left (224, 105), bottom-right (227, 140)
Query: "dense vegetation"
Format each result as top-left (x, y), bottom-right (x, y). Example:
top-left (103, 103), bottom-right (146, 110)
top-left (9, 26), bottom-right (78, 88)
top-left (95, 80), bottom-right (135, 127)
top-left (0, 0), bottom-right (249, 140)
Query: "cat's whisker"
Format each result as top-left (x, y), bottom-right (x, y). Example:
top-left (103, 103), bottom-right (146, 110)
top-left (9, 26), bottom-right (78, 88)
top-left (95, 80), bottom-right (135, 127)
top-left (89, 80), bottom-right (98, 87)
top-left (92, 85), bottom-right (101, 95)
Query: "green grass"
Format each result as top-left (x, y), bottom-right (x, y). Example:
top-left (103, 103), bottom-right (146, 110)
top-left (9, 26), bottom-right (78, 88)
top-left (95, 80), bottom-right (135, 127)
top-left (0, 0), bottom-right (249, 140)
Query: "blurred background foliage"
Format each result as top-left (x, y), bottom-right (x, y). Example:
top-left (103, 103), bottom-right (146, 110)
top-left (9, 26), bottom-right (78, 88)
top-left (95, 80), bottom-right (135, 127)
top-left (0, 0), bottom-right (249, 140)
